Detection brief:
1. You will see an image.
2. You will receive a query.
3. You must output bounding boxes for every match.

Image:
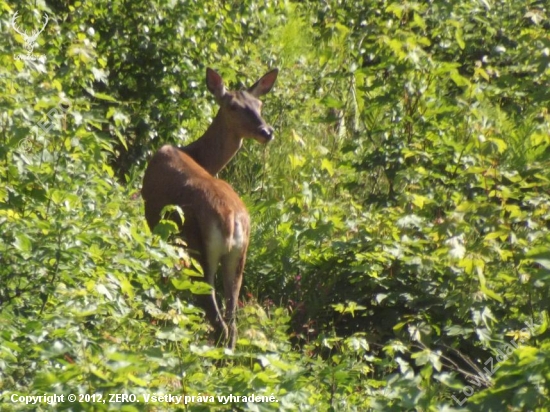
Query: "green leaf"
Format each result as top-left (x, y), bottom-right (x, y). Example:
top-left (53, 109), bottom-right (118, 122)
top-left (127, 373), bottom-right (147, 386)
top-left (413, 13), bottom-right (427, 30)
top-left (13, 233), bottom-right (32, 252)
top-left (153, 220), bottom-right (180, 238)
top-left (386, 3), bottom-right (403, 18)
top-left (171, 278), bottom-right (193, 291)
top-left (93, 92), bottom-right (118, 102)
top-left (455, 27), bottom-right (465, 49)
top-left (525, 247), bottom-right (550, 270)
top-left (480, 285), bottom-right (504, 303)
top-left (321, 158), bottom-right (335, 176)
top-left (450, 71), bottom-right (470, 87)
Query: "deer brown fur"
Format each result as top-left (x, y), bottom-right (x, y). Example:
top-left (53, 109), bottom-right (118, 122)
top-left (141, 68), bottom-right (278, 348)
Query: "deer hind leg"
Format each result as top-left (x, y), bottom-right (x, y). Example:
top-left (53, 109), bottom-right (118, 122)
top-left (188, 223), bottom-right (228, 345)
top-left (196, 225), bottom-right (235, 344)
top-left (221, 246), bottom-right (247, 349)
top-left (196, 249), bottom-right (229, 344)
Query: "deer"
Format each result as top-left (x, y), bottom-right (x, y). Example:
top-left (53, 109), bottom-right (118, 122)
top-left (141, 68), bottom-right (278, 349)
top-left (11, 12), bottom-right (49, 56)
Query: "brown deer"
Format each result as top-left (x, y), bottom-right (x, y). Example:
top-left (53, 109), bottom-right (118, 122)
top-left (142, 68), bottom-right (278, 348)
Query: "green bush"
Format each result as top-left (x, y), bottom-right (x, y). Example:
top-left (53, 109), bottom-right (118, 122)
top-left (1, 0), bottom-right (549, 410)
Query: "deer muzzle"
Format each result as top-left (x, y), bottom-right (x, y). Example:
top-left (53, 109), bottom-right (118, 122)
top-left (258, 125), bottom-right (274, 142)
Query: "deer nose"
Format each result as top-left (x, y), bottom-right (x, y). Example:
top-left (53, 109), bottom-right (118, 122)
top-left (259, 125), bottom-right (274, 141)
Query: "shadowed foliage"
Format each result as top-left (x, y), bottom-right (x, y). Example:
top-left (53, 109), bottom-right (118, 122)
top-left (1, 0), bottom-right (549, 410)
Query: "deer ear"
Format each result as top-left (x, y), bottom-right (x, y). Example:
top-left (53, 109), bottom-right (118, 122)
top-left (248, 69), bottom-right (278, 97)
top-left (206, 68), bottom-right (226, 101)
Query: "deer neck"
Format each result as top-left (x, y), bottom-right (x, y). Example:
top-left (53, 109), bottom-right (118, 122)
top-left (182, 112), bottom-right (243, 176)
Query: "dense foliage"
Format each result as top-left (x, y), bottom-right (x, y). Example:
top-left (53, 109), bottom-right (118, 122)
top-left (1, 0), bottom-right (549, 410)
